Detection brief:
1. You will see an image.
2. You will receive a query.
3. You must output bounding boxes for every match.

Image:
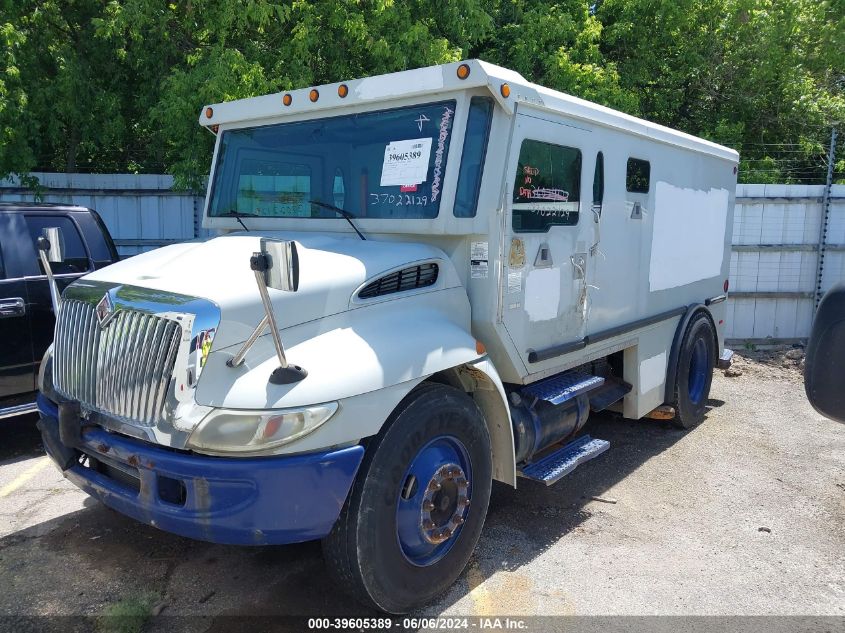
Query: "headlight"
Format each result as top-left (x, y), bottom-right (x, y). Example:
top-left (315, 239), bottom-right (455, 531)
top-left (186, 402), bottom-right (338, 454)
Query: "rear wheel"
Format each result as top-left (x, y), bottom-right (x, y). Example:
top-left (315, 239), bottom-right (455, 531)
top-left (322, 383), bottom-right (492, 613)
top-left (672, 313), bottom-right (716, 428)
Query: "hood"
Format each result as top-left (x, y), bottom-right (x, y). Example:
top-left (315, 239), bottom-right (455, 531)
top-left (81, 231), bottom-right (452, 349)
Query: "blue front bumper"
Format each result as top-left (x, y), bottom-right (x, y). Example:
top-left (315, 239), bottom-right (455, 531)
top-left (37, 395), bottom-right (364, 545)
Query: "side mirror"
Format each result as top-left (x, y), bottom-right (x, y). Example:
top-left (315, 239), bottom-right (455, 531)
top-left (260, 239), bottom-right (299, 292)
top-left (805, 283), bottom-right (845, 423)
top-left (38, 227), bottom-right (66, 263)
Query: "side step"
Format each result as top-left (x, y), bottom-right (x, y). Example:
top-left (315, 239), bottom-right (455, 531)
top-left (519, 435), bottom-right (610, 486)
top-left (589, 377), bottom-right (632, 412)
top-left (522, 370), bottom-right (605, 405)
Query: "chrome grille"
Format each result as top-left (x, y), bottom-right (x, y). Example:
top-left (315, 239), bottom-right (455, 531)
top-left (54, 300), bottom-right (183, 426)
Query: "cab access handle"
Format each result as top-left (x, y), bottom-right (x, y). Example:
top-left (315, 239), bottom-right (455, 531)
top-left (0, 298), bottom-right (26, 318)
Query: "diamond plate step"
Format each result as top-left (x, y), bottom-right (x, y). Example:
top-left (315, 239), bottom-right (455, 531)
top-left (522, 371), bottom-right (605, 405)
top-left (519, 435), bottom-right (610, 486)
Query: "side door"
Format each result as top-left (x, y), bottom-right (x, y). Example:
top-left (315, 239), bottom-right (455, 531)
top-left (21, 214), bottom-right (94, 376)
top-left (0, 213), bottom-right (36, 398)
top-left (502, 113), bottom-right (594, 370)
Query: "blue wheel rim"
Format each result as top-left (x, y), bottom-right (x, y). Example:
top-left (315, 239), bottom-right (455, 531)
top-left (395, 435), bottom-right (472, 567)
top-left (688, 338), bottom-right (710, 405)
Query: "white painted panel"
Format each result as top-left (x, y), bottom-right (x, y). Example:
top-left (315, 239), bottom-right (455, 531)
top-left (639, 351), bottom-right (667, 395)
top-left (649, 182), bottom-right (730, 292)
top-left (524, 268), bottom-right (560, 321)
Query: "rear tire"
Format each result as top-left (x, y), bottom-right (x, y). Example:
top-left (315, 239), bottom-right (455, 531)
top-left (322, 383), bottom-right (492, 613)
top-left (672, 313), bottom-right (716, 428)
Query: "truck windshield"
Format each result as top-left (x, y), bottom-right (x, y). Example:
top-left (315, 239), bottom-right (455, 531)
top-left (209, 100), bottom-right (457, 220)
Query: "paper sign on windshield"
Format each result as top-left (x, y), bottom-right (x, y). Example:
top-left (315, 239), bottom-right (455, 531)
top-left (380, 138), bottom-right (432, 187)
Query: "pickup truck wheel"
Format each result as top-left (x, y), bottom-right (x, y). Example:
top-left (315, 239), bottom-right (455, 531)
top-left (322, 383), bottom-right (492, 613)
top-left (672, 312), bottom-right (716, 428)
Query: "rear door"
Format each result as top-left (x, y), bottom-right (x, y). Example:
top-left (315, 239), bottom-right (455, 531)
top-left (502, 112), bottom-right (594, 369)
top-left (0, 213), bottom-right (36, 398)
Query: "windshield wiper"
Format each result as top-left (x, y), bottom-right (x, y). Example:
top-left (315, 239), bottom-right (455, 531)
top-left (219, 210), bottom-right (257, 232)
top-left (309, 200), bottom-right (366, 241)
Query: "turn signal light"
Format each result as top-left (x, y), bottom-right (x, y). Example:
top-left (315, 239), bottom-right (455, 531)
top-left (457, 63), bottom-right (471, 79)
top-left (476, 340), bottom-right (486, 355)
top-left (204, 107), bottom-right (213, 119)
top-left (500, 83), bottom-right (511, 98)
top-left (282, 94), bottom-right (292, 106)
top-left (338, 84), bottom-right (348, 98)
top-left (309, 89), bottom-right (319, 102)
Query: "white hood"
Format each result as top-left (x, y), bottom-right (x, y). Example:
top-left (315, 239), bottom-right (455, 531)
top-left (82, 231), bottom-right (453, 349)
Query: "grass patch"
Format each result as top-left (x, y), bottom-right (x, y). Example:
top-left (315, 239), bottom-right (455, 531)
top-left (97, 591), bottom-right (159, 633)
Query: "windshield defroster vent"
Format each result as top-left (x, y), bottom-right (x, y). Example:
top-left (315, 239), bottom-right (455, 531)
top-left (358, 263), bottom-right (439, 299)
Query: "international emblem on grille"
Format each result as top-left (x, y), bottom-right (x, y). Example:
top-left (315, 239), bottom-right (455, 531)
top-left (95, 292), bottom-right (115, 327)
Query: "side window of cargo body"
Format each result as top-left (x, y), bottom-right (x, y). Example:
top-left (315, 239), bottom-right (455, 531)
top-left (592, 151), bottom-right (604, 214)
top-left (454, 97), bottom-right (494, 218)
top-left (512, 139), bottom-right (581, 232)
top-left (626, 157), bottom-right (650, 193)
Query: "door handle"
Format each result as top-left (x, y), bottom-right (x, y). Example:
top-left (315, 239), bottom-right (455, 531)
top-left (0, 297), bottom-right (26, 318)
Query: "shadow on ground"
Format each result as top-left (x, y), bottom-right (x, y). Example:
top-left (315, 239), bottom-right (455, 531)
top-left (0, 403), bottom-right (720, 625)
top-left (0, 413), bottom-right (44, 466)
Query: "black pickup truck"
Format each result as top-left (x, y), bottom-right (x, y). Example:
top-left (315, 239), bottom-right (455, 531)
top-left (0, 203), bottom-right (119, 420)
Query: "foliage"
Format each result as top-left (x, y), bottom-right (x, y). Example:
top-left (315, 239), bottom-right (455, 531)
top-left (0, 0), bottom-right (842, 187)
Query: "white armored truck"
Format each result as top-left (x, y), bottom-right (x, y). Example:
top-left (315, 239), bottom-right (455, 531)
top-left (37, 60), bottom-right (737, 612)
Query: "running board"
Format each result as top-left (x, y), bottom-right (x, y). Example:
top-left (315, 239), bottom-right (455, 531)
top-left (519, 435), bottom-right (610, 485)
top-left (0, 401), bottom-right (38, 420)
top-left (589, 377), bottom-right (632, 412)
top-left (522, 370), bottom-right (605, 405)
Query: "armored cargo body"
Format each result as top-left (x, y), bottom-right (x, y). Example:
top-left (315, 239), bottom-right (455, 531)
top-left (37, 60), bottom-right (737, 612)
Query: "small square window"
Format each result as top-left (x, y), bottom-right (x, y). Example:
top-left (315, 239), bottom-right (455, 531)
top-left (626, 157), bottom-right (650, 193)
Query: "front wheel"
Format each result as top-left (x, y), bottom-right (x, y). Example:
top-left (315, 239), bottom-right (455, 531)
top-left (322, 383), bottom-right (492, 613)
top-left (672, 312), bottom-right (716, 428)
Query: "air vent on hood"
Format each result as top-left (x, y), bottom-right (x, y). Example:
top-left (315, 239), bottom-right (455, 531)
top-left (358, 263), bottom-right (439, 299)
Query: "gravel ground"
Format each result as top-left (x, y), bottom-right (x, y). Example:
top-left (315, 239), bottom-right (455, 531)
top-left (0, 355), bottom-right (842, 629)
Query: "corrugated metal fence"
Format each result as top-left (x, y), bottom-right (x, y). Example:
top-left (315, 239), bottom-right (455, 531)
top-left (0, 172), bottom-right (206, 257)
top-left (726, 183), bottom-right (845, 344)
top-left (2, 174), bottom-right (844, 342)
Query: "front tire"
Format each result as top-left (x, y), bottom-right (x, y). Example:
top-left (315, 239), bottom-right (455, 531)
top-left (672, 313), bottom-right (716, 428)
top-left (322, 383), bottom-right (492, 613)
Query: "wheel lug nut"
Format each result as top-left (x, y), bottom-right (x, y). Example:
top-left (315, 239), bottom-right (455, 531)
top-left (429, 481), bottom-right (441, 491)
top-left (442, 528), bottom-right (452, 539)
top-left (423, 501), bottom-right (434, 512)
top-left (453, 514), bottom-right (464, 525)
top-left (461, 497), bottom-right (470, 507)
top-left (423, 519), bottom-right (435, 530)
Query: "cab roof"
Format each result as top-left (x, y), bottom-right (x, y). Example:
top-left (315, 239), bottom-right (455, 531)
top-left (199, 59), bottom-right (739, 163)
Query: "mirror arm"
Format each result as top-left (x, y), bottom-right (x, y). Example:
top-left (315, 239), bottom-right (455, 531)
top-left (226, 314), bottom-right (269, 368)
top-left (248, 252), bottom-right (307, 384)
top-left (37, 238), bottom-right (62, 314)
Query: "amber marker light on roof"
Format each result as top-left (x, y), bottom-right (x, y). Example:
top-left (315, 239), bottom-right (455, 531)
top-left (204, 107), bottom-right (213, 119)
top-left (456, 63), bottom-right (470, 79)
top-left (338, 84), bottom-right (349, 98)
top-left (500, 83), bottom-right (511, 98)
top-left (309, 89), bottom-right (319, 102)
top-left (282, 94), bottom-right (292, 106)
